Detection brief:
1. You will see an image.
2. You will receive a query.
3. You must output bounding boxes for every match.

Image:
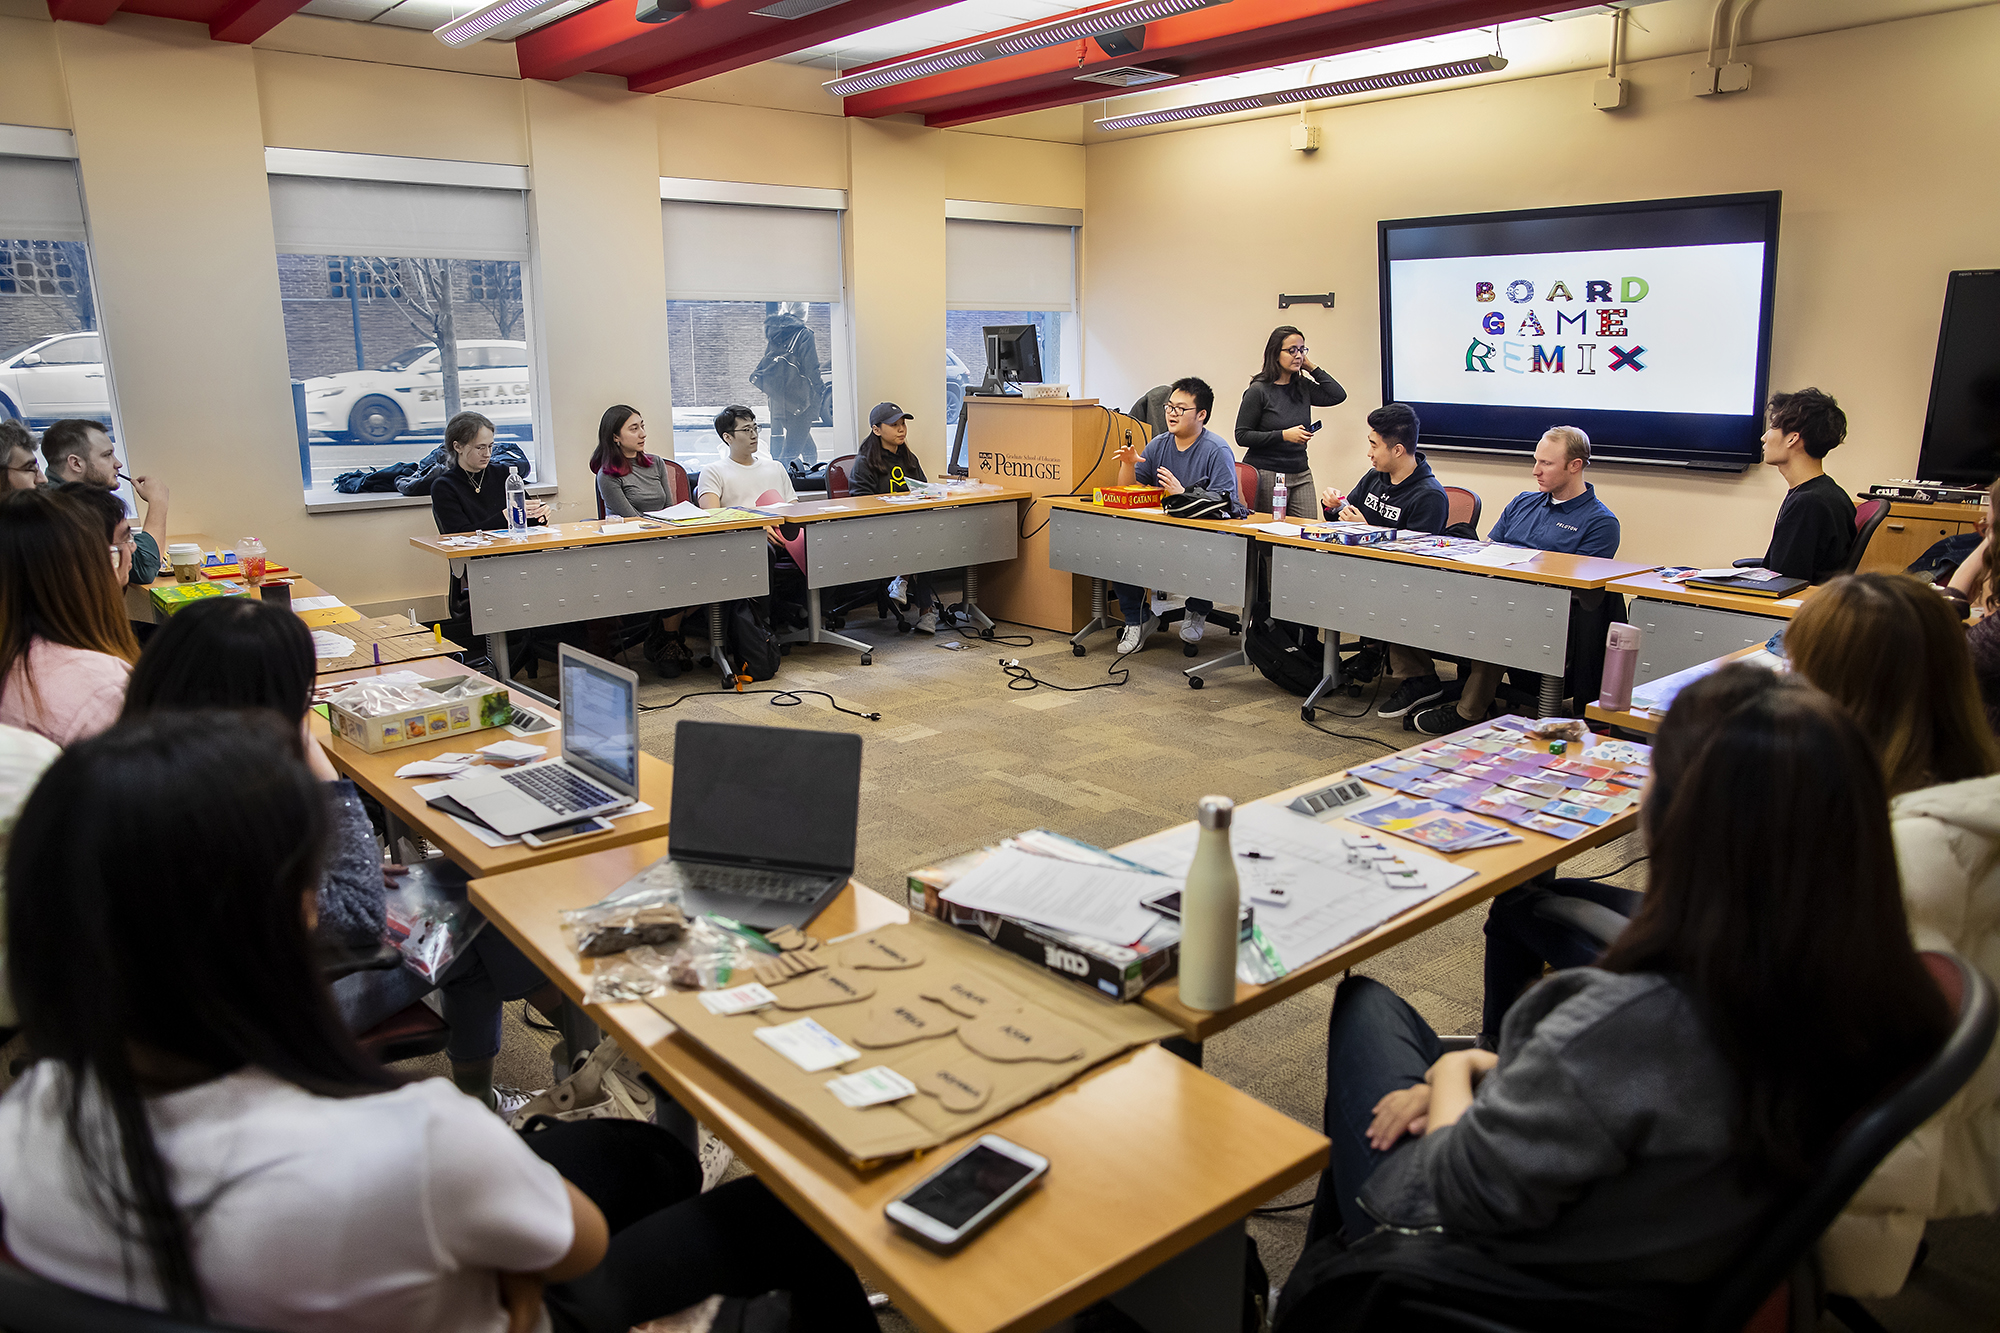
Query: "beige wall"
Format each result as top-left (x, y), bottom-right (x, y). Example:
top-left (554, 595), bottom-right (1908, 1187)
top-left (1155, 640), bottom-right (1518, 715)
top-left (0, 13), bottom-right (1079, 608)
top-left (1082, 4), bottom-right (2000, 568)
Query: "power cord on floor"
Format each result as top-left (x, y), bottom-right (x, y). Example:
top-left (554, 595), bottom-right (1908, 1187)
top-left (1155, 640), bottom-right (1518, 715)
top-left (997, 643), bottom-right (1136, 693)
top-left (974, 617), bottom-right (1039, 648)
top-left (637, 688), bottom-right (882, 721)
top-left (1252, 1200), bottom-right (1314, 1216)
top-left (1576, 854), bottom-right (1649, 882)
top-left (1302, 715), bottom-right (1401, 751)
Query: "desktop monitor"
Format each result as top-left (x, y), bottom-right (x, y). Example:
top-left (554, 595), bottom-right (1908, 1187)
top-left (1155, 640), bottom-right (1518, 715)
top-left (979, 324), bottom-right (1042, 394)
top-left (1916, 270), bottom-right (2000, 486)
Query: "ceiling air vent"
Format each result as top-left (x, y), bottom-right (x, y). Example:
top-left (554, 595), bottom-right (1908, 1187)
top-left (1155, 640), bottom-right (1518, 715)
top-left (752, 0), bottom-right (847, 17)
top-left (1075, 66), bottom-right (1175, 87)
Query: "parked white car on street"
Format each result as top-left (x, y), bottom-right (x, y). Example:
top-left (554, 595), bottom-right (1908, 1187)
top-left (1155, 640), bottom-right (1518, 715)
top-left (0, 332), bottom-right (110, 427)
top-left (303, 340), bottom-right (533, 443)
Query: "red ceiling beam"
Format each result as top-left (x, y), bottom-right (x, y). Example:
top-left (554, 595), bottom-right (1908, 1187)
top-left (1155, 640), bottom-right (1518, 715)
top-left (46, 0), bottom-right (125, 23)
top-left (842, 0), bottom-right (1569, 127)
top-left (518, 0), bottom-right (958, 92)
top-left (208, 0), bottom-right (313, 42)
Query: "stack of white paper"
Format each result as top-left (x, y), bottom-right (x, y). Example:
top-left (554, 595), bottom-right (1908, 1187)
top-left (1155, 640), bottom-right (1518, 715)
top-left (938, 846), bottom-right (1165, 945)
top-left (1450, 544), bottom-right (1539, 569)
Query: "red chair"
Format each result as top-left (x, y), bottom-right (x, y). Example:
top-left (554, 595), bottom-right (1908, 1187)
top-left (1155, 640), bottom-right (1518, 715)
top-left (357, 1000), bottom-right (451, 1064)
top-left (826, 454), bottom-right (857, 499)
top-left (1236, 461), bottom-right (1262, 515)
top-left (660, 458), bottom-right (692, 507)
top-left (1444, 485), bottom-right (1482, 536)
top-left (1845, 497), bottom-right (1889, 573)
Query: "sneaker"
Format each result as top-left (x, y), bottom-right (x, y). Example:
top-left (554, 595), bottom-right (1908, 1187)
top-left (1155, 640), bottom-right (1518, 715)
top-left (698, 1126), bottom-right (736, 1192)
top-left (1407, 702), bottom-right (1476, 736)
top-left (915, 609), bottom-right (938, 636)
top-left (887, 575), bottom-right (909, 608)
top-left (1377, 674), bottom-right (1444, 719)
top-left (1179, 609), bottom-right (1207, 644)
top-left (1150, 593), bottom-right (1184, 618)
top-left (1345, 642), bottom-right (1384, 684)
top-left (492, 1085), bottom-right (538, 1120)
top-left (1117, 617), bottom-right (1155, 654)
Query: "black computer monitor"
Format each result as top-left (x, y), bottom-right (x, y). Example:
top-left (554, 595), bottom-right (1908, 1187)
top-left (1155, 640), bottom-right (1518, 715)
top-left (979, 324), bottom-right (1042, 395)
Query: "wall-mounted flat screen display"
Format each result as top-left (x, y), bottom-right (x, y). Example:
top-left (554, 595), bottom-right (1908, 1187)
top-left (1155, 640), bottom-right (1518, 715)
top-left (1379, 192), bottom-right (1782, 469)
top-left (1916, 270), bottom-right (2000, 487)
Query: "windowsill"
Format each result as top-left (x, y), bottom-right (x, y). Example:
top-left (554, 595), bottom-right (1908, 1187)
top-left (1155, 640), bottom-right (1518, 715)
top-left (303, 482), bottom-right (559, 516)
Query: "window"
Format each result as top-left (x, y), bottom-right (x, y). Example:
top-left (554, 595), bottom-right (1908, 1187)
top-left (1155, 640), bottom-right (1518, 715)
top-left (944, 216), bottom-right (1079, 427)
top-left (267, 165), bottom-right (541, 504)
top-left (662, 194), bottom-right (847, 474)
top-left (0, 152), bottom-right (114, 435)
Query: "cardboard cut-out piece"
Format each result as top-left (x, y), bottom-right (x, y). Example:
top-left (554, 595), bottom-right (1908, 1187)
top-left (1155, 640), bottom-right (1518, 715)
top-left (838, 934), bottom-right (925, 971)
top-left (768, 968), bottom-right (876, 1011)
top-left (957, 1008), bottom-right (1086, 1064)
top-left (905, 1058), bottom-right (993, 1114)
top-left (752, 948), bottom-right (827, 987)
top-left (849, 999), bottom-right (961, 1049)
top-left (918, 971), bottom-right (1025, 1021)
top-left (763, 924), bottom-right (819, 953)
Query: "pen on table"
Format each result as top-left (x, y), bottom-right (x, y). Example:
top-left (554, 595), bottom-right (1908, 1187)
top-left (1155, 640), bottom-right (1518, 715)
top-left (372, 643), bottom-right (381, 666)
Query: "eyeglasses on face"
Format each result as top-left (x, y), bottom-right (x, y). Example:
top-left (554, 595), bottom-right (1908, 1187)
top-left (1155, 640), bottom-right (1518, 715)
top-left (1163, 402), bottom-right (1199, 417)
top-left (1283, 344), bottom-right (1309, 356)
top-left (733, 425), bottom-right (760, 437)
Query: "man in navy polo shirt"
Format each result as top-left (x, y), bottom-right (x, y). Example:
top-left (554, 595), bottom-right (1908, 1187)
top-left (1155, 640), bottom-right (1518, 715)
top-left (1408, 425), bottom-right (1621, 735)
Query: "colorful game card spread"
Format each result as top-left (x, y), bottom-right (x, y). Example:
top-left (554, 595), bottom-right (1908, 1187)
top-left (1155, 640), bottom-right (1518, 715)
top-left (1542, 800), bottom-right (1613, 827)
top-left (1349, 799), bottom-right (1517, 853)
top-left (1521, 811), bottom-right (1591, 840)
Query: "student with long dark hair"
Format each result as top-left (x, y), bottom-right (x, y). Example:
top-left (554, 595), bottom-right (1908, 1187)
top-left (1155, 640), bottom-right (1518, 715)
top-left (1781, 573), bottom-right (2000, 1294)
top-left (1234, 324), bottom-right (1346, 519)
top-left (590, 404), bottom-right (677, 518)
top-left (120, 597), bottom-right (569, 1111)
top-left (0, 488), bottom-right (138, 746)
top-left (1301, 669), bottom-right (1952, 1291)
top-left (0, 712), bottom-right (878, 1331)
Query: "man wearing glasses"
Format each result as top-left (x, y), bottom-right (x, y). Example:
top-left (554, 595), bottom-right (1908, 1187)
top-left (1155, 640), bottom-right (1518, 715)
top-left (699, 406), bottom-right (797, 510)
top-left (1107, 377), bottom-right (1247, 655)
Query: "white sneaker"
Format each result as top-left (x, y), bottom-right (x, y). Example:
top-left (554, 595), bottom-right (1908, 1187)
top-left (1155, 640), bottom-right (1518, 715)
top-left (698, 1126), bottom-right (736, 1192)
top-left (915, 609), bottom-right (938, 636)
top-left (492, 1085), bottom-right (538, 1120)
top-left (1179, 609), bottom-right (1207, 643)
top-left (887, 575), bottom-right (909, 608)
top-left (1150, 594), bottom-right (1184, 618)
top-left (1117, 621), bottom-right (1148, 654)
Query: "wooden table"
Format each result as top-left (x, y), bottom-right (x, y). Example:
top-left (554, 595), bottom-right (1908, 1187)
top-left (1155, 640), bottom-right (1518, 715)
top-left (1607, 569), bottom-right (1808, 687)
top-left (1043, 498), bottom-right (1272, 689)
top-left (127, 531), bottom-right (345, 626)
top-left (763, 487), bottom-right (1031, 662)
top-left (310, 660), bottom-right (674, 877)
top-left (1122, 727), bottom-right (1640, 1043)
top-left (1584, 644), bottom-right (1771, 735)
top-left (409, 514), bottom-right (776, 688)
top-left (470, 840), bottom-right (1330, 1333)
top-left (1252, 530), bottom-right (1652, 720)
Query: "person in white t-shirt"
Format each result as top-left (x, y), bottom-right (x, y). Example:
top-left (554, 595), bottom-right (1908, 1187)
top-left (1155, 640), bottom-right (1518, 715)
top-left (0, 711), bottom-right (877, 1333)
top-left (698, 406), bottom-right (797, 510)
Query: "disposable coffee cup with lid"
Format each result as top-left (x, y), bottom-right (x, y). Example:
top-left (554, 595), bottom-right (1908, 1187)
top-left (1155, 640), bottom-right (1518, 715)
top-left (167, 543), bottom-right (205, 584)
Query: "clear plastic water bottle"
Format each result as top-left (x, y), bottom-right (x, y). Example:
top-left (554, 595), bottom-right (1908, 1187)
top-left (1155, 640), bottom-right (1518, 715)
top-left (504, 466), bottom-right (527, 536)
top-left (1270, 477), bottom-right (1289, 519)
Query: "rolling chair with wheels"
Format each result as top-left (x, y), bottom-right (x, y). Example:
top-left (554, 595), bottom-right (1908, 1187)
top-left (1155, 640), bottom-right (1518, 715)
top-left (824, 453), bottom-right (857, 499)
top-left (1273, 951), bottom-right (1998, 1333)
top-left (1090, 460), bottom-right (1256, 661)
top-left (815, 455), bottom-right (915, 635)
top-left (1444, 485), bottom-right (1483, 536)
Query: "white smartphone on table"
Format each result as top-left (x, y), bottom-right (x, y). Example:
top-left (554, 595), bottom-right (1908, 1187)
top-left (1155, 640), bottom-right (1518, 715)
top-left (518, 815), bottom-right (614, 848)
top-left (885, 1134), bottom-right (1048, 1251)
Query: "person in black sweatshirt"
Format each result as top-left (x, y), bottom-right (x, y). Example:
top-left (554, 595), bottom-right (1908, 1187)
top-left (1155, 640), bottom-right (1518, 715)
top-left (1319, 403), bottom-right (1454, 718)
top-left (1758, 387), bottom-right (1855, 582)
top-left (429, 411), bottom-right (548, 536)
top-left (1234, 325), bottom-right (1347, 518)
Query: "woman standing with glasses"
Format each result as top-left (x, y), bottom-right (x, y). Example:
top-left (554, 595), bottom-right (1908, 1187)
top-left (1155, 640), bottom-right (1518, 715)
top-left (1234, 325), bottom-right (1346, 518)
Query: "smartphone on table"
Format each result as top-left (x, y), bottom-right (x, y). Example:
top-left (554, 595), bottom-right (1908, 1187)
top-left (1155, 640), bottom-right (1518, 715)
top-left (885, 1135), bottom-right (1048, 1251)
top-left (519, 815), bottom-right (615, 849)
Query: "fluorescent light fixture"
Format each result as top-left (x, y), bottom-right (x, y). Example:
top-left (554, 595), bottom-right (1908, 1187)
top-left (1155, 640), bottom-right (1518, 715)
top-left (435, 0), bottom-right (594, 47)
top-left (825, 0), bottom-right (1232, 97)
top-left (1094, 52), bottom-right (1509, 130)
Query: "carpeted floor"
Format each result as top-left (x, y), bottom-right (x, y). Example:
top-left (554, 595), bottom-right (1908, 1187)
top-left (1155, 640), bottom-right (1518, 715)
top-left (396, 587), bottom-right (1998, 1332)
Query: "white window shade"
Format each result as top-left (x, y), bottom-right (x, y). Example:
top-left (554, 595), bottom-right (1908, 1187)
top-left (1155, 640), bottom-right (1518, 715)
top-left (946, 218), bottom-right (1074, 313)
top-left (0, 156), bottom-right (88, 242)
top-left (661, 201), bottom-right (841, 303)
top-left (268, 176), bottom-right (529, 261)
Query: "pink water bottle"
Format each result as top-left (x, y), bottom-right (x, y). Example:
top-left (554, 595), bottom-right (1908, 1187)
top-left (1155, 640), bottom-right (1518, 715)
top-left (1599, 623), bottom-right (1642, 711)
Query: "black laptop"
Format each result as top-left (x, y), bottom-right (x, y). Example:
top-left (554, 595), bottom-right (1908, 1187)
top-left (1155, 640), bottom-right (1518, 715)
top-left (659, 720), bottom-right (863, 929)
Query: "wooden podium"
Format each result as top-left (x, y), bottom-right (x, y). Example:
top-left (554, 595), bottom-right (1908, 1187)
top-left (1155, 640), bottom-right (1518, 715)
top-left (966, 396), bottom-right (1135, 632)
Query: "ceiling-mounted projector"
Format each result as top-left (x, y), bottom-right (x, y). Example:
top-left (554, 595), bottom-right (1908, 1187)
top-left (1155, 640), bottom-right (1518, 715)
top-left (636, 0), bottom-right (692, 21)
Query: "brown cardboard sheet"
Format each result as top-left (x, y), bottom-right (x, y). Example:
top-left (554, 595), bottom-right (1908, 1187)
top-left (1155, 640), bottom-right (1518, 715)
top-left (649, 918), bottom-right (1177, 1164)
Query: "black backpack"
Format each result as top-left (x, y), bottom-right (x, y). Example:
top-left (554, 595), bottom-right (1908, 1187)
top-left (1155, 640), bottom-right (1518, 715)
top-left (1164, 487), bottom-right (1231, 522)
top-left (723, 599), bottom-right (782, 683)
top-left (1243, 596), bottom-right (1324, 696)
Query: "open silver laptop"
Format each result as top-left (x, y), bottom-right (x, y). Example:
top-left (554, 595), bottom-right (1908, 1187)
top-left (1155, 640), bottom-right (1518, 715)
top-left (443, 645), bottom-right (640, 837)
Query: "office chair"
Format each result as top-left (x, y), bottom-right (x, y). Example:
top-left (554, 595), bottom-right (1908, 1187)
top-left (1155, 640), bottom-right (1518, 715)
top-left (1128, 384), bottom-right (1172, 439)
top-left (825, 454), bottom-right (857, 499)
top-left (1444, 485), bottom-right (1482, 537)
top-left (0, 1261), bottom-right (266, 1333)
top-left (1272, 951), bottom-right (1998, 1333)
top-left (322, 942), bottom-right (455, 1065)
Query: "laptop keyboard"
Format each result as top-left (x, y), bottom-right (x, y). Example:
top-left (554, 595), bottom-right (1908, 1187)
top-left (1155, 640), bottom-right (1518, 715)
top-left (501, 764), bottom-right (618, 815)
top-left (665, 861), bottom-right (835, 904)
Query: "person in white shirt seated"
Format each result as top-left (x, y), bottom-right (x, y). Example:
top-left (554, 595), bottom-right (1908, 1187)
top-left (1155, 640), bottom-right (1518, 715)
top-left (0, 710), bottom-right (877, 1333)
top-left (698, 406), bottom-right (796, 510)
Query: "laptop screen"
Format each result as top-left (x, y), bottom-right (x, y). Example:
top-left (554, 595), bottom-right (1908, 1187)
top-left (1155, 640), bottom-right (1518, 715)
top-left (560, 648), bottom-right (638, 792)
top-left (670, 721), bottom-right (861, 875)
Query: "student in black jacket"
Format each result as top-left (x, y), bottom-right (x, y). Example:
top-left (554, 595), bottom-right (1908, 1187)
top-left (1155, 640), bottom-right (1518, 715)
top-left (1758, 387), bottom-right (1855, 582)
top-left (430, 411), bottom-right (548, 536)
top-left (852, 402), bottom-right (938, 635)
top-left (1234, 325), bottom-right (1346, 518)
